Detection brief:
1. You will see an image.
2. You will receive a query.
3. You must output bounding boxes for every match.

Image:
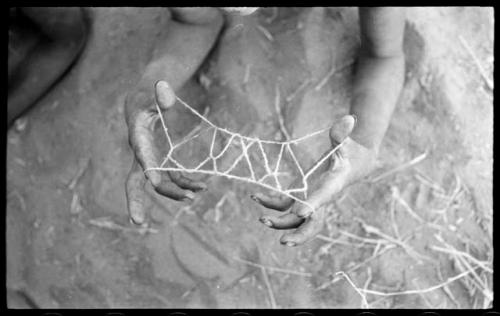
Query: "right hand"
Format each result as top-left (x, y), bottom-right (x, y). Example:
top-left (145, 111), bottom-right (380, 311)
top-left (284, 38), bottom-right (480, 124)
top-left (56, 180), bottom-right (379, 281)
top-left (124, 7), bottom-right (226, 225)
top-left (125, 81), bottom-right (208, 225)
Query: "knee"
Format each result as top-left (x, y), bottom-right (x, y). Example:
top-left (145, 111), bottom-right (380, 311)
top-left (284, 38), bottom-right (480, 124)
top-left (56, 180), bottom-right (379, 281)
top-left (170, 7), bottom-right (223, 27)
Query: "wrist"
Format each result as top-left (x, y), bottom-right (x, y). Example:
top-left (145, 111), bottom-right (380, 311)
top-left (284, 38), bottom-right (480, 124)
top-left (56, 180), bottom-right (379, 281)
top-left (340, 136), bottom-right (379, 184)
top-left (348, 125), bottom-right (382, 153)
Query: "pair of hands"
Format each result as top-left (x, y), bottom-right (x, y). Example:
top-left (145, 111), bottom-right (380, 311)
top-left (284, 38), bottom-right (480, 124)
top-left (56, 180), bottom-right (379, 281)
top-left (124, 8), bottom-right (379, 246)
top-left (126, 82), bottom-right (377, 246)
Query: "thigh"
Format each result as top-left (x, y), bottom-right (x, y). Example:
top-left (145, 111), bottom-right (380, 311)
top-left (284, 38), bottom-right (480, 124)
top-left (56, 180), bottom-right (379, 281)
top-left (8, 9), bottom-right (42, 85)
top-left (20, 7), bottom-right (87, 41)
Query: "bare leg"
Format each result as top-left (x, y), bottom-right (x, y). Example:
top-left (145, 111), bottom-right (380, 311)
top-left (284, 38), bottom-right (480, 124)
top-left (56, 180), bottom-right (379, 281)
top-left (8, 7), bottom-right (88, 126)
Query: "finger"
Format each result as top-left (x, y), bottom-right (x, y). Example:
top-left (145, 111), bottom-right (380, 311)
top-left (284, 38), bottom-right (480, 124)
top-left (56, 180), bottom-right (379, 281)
top-left (168, 170), bottom-right (207, 192)
top-left (129, 111), bottom-right (161, 186)
top-left (280, 213), bottom-right (325, 246)
top-left (330, 115), bottom-right (356, 145)
top-left (126, 161), bottom-right (148, 225)
top-left (250, 192), bottom-right (294, 212)
top-left (259, 213), bottom-right (305, 230)
top-left (154, 178), bottom-right (196, 201)
top-left (155, 80), bottom-right (177, 110)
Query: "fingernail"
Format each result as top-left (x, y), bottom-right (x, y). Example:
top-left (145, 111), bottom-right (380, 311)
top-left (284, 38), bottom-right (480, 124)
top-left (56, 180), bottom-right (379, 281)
top-left (130, 214), bottom-right (144, 225)
top-left (259, 217), bottom-right (272, 227)
top-left (181, 191), bottom-right (195, 202)
top-left (297, 208), bottom-right (313, 218)
top-left (155, 81), bottom-right (176, 108)
top-left (285, 241), bottom-right (296, 247)
top-left (129, 201), bottom-right (145, 224)
top-left (297, 211), bottom-right (312, 218)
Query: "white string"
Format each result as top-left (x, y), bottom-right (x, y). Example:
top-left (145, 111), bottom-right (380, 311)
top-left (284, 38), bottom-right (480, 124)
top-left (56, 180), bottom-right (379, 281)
top-left (145, 96), bottom-right (345, 213)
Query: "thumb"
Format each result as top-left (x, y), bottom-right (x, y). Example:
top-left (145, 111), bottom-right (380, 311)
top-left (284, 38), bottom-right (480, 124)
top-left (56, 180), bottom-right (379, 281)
top-left (126, 161), bottom-right (148, 225)
top-left (155, 80), bottom-right (177, 110)
top-left (330, 115), bottom-right (356, 145)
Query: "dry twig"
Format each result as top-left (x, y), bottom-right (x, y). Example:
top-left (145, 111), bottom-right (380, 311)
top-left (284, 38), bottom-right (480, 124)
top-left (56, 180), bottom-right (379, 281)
top-left (233, 256), bottom-right (312, 277)
top-left (261, 265), bottom-right (277, 308)
top-left (274, 82), bottom-right (292, 141)
top-left (361, 266), bottom-right (479, 297)
top-left (356, 219), bottom-right (433, 263)
top-left (436, 262), bottom-right (461, 308)
top-left (391, 186), bottom-right (425, 223)
top-left (431, 246), bottom-right (492, 274)
top-left (257, 25), bottom-right (274, 42)
top-left (68, 157), bottom-right (90, 190)
top-left (458, 35), bottom-right (493, 91)
top-left (316, 234), bottom-right (372, 247)
top-left (286, 78), bottom-right (311, 102)
top-left (315, 244), bottom-right (396, 291)
top-left (370, 151), bottom-right (427, 183)
top-left (88, 217), bottom-right (158, 234)
top-left (314, 60), bottom-right (355, 91)
top-left (335, 271), bottom-right (370, 308)
top-left (414, 172), bottom-right (445, 194)
top-left (243, 64), bottom-right (252, 85)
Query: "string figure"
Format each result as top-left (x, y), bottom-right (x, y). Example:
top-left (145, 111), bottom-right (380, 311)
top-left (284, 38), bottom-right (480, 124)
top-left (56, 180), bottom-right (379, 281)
top-left (145, 97), bottom-right (345, 214)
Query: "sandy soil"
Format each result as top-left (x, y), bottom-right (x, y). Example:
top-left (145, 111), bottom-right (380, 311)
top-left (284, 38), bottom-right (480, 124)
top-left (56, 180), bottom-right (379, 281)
top-left (6, 7), bottom-right (493, 308)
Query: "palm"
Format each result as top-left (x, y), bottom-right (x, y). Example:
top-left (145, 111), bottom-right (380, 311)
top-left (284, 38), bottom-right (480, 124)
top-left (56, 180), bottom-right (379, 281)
top-left (252, 116), bottom-right (378, 246)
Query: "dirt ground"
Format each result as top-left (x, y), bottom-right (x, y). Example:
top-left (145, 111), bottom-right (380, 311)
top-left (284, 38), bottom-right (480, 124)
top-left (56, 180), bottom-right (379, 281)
top-left (6, 7), bottom-right (493, 309)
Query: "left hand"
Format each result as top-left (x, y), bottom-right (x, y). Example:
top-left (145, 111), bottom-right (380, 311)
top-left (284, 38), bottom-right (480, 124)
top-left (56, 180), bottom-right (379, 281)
top-left (250, 115), bottom-right (378, 246)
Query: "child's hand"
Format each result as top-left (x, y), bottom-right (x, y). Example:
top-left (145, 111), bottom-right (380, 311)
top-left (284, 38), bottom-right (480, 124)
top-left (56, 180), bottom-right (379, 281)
top-left (251, 115), bottom-right (378, 246)
top-left (125, 82), bottom-right (208, 224)
top-left (123, 7), bottom-right (223, 225)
